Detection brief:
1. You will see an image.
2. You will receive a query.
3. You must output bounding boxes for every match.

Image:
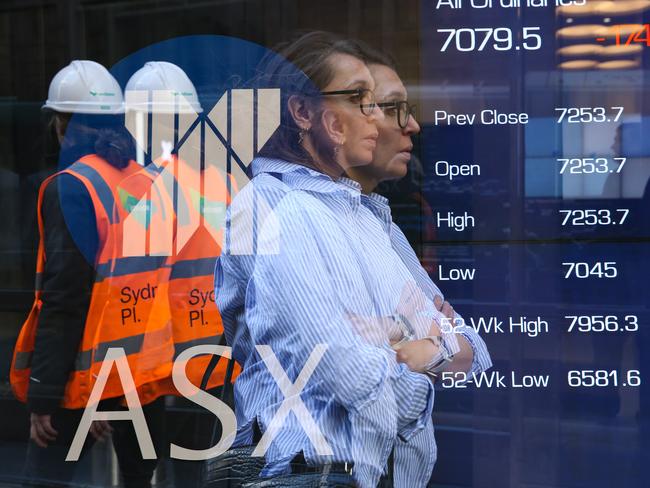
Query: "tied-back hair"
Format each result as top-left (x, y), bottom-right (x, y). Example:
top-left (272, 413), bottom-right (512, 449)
top-left (50, 112), bottom-right (135, 169)
top-left (256, 31), bottom-right (366, 169)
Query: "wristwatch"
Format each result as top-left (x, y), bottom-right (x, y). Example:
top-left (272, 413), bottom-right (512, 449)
top-left (423, 334), bottom-right (455, 376)
top-left (389, 313), bottom-right (416, 348)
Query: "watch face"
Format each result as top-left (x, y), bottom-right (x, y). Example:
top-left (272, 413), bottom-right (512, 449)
top-left (440, 342), bottom-right (452, 360)
top-left (395, 314), bottom-right (416, 340)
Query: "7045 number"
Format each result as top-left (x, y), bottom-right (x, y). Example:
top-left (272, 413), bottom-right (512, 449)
top-left (562, 262), bottom-right (617, 279)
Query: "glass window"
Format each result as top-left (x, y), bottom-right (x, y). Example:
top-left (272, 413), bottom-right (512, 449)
top-left (0, 1), bottom-right (647, 487)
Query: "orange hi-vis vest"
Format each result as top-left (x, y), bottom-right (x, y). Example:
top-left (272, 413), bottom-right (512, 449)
top-left (10, 155), bottom-right (175, 409)
top-left (117, 155), bottom-right (239, 403)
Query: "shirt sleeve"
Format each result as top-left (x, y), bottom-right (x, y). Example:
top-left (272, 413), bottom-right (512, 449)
top-left (389, 223), bottom-right (493, 378)
top-left (452, 318), bottom-right (493, 378)
top-left (28, 174), bottom-right (96, 414)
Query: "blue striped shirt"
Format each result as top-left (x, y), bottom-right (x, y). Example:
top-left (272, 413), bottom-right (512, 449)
top-left (215, 158), bottom-right (490, 487)
top-left (358, 189), bottom-right (492, 379)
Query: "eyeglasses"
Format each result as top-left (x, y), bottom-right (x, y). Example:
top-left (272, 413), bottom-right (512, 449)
top-left (320, 88), bottom-right (378, 116)
top-left (377, 101), bottom-right (416, 129)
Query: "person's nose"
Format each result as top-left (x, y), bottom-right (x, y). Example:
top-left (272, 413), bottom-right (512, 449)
top-left (404, 113), bottom-right (420, 135)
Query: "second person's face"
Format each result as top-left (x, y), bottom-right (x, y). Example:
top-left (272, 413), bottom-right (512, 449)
top-left (368, 63), bottom-right (421, 181)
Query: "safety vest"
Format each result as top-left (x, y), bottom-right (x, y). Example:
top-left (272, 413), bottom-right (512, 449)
top-left (117, 155), bottom-right (239, 404)
top-left (10, 154), bottom-right (175, 409)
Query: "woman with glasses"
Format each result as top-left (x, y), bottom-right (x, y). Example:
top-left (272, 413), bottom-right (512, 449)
top-left (335, 43), bottom-right (491, 487)
top-left (342, 45), bottom-right (493, 483)
top-left (216, 31), bottom-right (446, 488)
top-left (344, 43), bottom-right (492, 382)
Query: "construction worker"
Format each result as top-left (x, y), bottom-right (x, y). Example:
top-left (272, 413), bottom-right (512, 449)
top-left (120, 61), bottom-right (237, 487)
top-left (10, 60), bottom-right (174, 488)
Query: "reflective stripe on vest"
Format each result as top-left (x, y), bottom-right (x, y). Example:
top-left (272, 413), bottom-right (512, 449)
top-left (169, 257), bottom-right (216, 280)
top-left (174, 335), bottom-right (223, 360)
top-left (72, 162), bottom-right (117, 224)
top-left (14, 326), bottom-right (172, 372)
top-left (95, 255), bottom-right (168, 281)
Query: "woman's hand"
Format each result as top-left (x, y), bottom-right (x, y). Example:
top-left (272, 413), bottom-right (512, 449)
top-left (394, 295), bottom-right (457, 373)
top-left (433, 295), bottom-right (454, 334)
top-left (393, 338), bottom-right (438, 373)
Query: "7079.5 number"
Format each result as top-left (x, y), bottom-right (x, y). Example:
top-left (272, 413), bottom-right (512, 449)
top-left (438, 27), bottom-right (542, 52)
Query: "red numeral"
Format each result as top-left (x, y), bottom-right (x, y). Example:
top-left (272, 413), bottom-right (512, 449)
top-left (632, 24), bottom-right (650, 46)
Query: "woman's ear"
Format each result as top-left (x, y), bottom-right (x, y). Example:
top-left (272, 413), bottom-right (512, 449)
top-left (320, 108), bottom-right (345, 146)
top-left (287, 95), bottom-right (312, 131)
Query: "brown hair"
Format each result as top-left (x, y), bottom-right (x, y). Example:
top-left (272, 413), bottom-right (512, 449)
top-left (257, 31), bottom-right (366, 168)
top-left (349, 39), bottom-right (398, 72)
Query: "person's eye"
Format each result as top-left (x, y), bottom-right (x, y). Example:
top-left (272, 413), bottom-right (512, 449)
top-left (382, 104), bottom-right (399, 116)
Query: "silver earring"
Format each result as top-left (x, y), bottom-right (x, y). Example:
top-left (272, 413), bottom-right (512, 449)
top-left (298, 128), bottom-right (308, 145)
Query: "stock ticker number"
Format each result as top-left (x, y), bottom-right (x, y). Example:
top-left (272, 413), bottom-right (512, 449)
top-left (568, 369), bottom-right (641, 388)
top-left (557, 158), bottom-right (627, 174)
top-left (555, 106), bottom-right (624, 123)
top-left (562, 262), bottom-right (618, 279)
top-left (559, 209), bottom-right (630, 227)
top-left (566, 315), bottom-right (639, 333)
top-left (437, 27), bottom-right (542, 52)
top-left (607, 24), bottom-right (650, 47)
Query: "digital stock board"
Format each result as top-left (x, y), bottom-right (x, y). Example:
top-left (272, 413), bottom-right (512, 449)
top-left (416, 2), bottom-right (650, 487)
top-left (1, 2), bottom-right (649, 488)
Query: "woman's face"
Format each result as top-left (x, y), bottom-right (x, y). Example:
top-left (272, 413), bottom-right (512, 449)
top-left (319, 53), bottom-right (382, 170)
top-left (366, 64), bottom-right (421, 181)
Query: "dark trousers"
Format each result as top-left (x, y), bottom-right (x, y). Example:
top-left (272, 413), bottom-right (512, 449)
top-left (166, 387), bottom-right (229, 488)
top-left (111, 396), bottom-right (166, 488)
top-left (23, 407), bottom-right (98, 488)
top-left (22, 397), bottom-right (167, 488)
top-left (245, 472), bottom-right (357, 487)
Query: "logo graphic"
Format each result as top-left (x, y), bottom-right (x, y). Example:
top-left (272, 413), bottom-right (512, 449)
top-left (122, 88), bottom-right (281, 257)
top-left (89, 90), bottom-right (115, 96)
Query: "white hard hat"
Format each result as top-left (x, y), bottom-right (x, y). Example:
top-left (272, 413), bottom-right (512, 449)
top-left (125, 61), bottom-right (202, 114)
top-left (42, 60), bottom-right (124, 114)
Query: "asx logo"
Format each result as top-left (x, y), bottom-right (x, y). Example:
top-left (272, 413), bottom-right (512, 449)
top-left (121, 88), bottom-right (281, 257)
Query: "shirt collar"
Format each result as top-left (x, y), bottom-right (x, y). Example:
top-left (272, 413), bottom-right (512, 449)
top-left (361, 191), bottom-right (393, 232)
top-left (338, 176), bottom-right (363, 193)
top-left (251, 157), bottom-right (315, 178)
top-left (251, 157), bottom-right (362, 201)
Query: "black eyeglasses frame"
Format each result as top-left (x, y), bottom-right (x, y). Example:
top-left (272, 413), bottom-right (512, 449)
top-left (376, 101), bottom-right (416, 129)
top-left (319, 88), bottom-right (378, 116)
